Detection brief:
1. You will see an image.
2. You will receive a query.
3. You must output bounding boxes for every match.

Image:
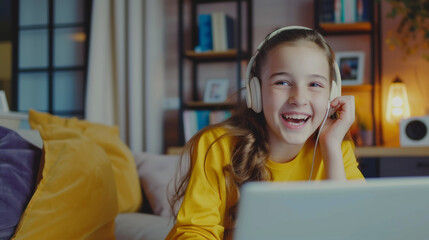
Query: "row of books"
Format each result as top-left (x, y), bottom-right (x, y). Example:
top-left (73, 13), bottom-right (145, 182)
top-left (183, 110), bottom-right (231, 142)
top-left (319, 0), bottom-right (370, 23)
top-left (197, 12), bottom-right (235, 52)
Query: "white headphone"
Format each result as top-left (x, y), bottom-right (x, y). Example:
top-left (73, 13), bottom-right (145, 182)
top-left (245, 26), bottom-right (342, 113)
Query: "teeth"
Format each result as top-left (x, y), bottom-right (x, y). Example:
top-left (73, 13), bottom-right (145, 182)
top-left (282, 114), bottom-right (308, 120)
top-left (288, 121), bottom-right (304, 126)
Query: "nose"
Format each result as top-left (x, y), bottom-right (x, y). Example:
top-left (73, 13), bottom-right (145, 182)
top-left (287, 86), bottom-right (308, 106)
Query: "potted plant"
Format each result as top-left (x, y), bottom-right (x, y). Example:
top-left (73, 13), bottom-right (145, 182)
top-left (385, 0), bottom-right (429, 61)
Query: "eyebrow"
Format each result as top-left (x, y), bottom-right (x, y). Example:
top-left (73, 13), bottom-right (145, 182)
top-left (269, 72), bottom-right (329, 83)
top-left (309, 74), bottom-right (329, 83)
top-left (268, 72), bottom-right (291, 79)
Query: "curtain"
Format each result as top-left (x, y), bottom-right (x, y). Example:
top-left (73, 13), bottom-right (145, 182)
top-left (85, 0), bottom-right (145, 152)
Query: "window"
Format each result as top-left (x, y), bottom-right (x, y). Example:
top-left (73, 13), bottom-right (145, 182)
top-left (13, 0), bottom-right (92, 118)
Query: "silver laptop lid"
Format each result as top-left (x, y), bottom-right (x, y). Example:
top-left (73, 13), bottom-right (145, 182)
top-left (235, 177), bottom-right (429, 240)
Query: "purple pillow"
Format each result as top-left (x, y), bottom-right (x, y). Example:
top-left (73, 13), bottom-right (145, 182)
top-left (0, 126), bottom-right (42, 239)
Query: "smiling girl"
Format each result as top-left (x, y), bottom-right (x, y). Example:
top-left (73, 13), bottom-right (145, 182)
top-left (166, 26), bottom-right (364, 240)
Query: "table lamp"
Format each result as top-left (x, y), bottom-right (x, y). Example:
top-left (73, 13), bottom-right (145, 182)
top-left (386, 76), bottom-right (410, 123)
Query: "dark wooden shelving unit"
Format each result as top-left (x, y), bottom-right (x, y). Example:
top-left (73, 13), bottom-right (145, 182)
top-left (178, 0), bottom-right (253, 145)
top-left (314, 0), bottom-right (382, 146)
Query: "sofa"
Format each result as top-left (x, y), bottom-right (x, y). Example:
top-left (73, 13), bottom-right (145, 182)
top-left (0, 110), bottom-right (179, 240)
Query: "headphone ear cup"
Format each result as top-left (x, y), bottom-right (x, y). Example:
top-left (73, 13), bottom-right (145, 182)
top-left (245, 78), bottom-right (253, 109)
top-left (329, 81), bottom-right (339, 101)
top-left (330, 62), bottom-right (342, 101)
top-left (249, 77), bottom-right (262, 113)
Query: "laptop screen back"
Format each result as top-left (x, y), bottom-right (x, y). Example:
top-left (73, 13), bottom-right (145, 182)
top-left (234, 177), bottom-right (429, 240)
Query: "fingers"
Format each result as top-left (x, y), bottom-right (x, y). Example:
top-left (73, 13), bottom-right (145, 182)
top-left (329, 95), bottom-right (355, 122)
top-left (320, 95), bottom-right (356, 144)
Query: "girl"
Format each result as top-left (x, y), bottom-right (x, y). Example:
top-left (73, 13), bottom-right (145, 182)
top-left (166, 26), bottom-right (364, 240)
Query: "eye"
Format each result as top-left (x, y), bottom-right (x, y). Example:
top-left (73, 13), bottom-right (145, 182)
top-left (309, 82), bottom-right (324, 88)
top-left (274, 80), bottom-right (291, 86)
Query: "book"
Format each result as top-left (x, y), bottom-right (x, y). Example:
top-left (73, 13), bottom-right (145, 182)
top-left (196, 110), bottom-right (211, 131)
top-left (183, 110), bottom-right (232, 142)
top-left (329, 0), bottom-right (368, 23)
top-left (360, 0), bottom-right (370, 22)
top-left (211, 12), bottom-right (234, 51)
top-left (319, 0), bottom-right (335, 23)
top-left (209, 110), bottom-right (231, 125)
top-left (225, 14), bottom-right (235, 49)
top-left (211, 12), bottom-right (222, 51)
top-left (217, 12), bottom-right (228, 51)
top-left (198, 14), bottom-right (213, 52)
top-left (343, 0), bottom-right (357, 23)
top-left (334, 0), bottom-right (341, 23)
top-left (183, 110), bottom-right (198, 142)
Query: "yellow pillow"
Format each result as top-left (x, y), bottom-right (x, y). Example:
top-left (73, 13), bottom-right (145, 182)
top-left (28, 110), bottom-right (142, 213)
top-left (12, 124), bottom-right (117, 239)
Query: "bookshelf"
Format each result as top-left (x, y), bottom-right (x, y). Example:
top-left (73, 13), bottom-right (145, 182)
top-left (178, 0), bottom-right (253, 144)
top-left (314, 0), bottom-right (382, 146)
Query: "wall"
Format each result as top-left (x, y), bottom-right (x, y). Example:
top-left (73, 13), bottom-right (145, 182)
top-left (162, 0), bottom-right (429, 150)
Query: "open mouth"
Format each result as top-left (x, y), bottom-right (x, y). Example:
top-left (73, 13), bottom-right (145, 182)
top-left (281, 114), bottom-right (310, 126)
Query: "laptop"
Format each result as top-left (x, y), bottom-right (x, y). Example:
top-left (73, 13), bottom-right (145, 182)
top-left (234, 177), bottom-right (429, 240)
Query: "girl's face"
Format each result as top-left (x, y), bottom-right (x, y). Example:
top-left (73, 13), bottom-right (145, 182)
top-left (260, 40), bottom-right (331, 149)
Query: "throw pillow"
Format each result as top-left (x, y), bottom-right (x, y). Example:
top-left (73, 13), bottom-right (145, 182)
top-left (12, 124), bottom-right (118, 239)
top-left (28, 109), bottom-right (142, 213)
top-left (134, 152), bottom-right (182, 217)
top-left (0, 126), bottom-right (42, 240)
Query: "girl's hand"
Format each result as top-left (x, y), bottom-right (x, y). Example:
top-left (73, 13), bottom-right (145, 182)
top-left (319, 95), bottom-right (355, 146)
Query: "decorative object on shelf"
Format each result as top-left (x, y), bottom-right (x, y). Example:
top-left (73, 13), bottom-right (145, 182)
top-left (203, 78), bottom-right (229, 103)
top-left (335, 51), bottom-right (364, 85)
top-left (400, 115), bottom-right (429, 146)
top-left (386, 76), bottom-right (410, 123)
top-left (351, 110), bottom-right (374, 146)
top-left (385, 0), bottom-right (429, 61)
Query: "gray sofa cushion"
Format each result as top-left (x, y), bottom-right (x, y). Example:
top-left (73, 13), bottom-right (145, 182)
top-left (133, 152), bottom-right (182, 217)
top-left (115, 213), bottom-right (174, 240)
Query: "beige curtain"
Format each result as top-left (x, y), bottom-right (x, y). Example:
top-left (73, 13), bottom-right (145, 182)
top-left (85, 0), bottom-right (145, 152)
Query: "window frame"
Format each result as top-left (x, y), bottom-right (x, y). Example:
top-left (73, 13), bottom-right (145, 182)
top-left (11, 0), bottom-right (92, 118)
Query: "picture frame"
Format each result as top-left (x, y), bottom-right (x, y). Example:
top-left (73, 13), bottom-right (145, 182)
top-left (335, 51), bottom-right (365, 86)
top-left (203, 78), bottom-right (229, 103)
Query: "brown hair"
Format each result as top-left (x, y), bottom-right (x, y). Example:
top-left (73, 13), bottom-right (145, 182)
top-left (169, 27), bottom-right (336, 239)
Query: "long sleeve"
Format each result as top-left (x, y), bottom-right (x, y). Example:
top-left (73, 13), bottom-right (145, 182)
top-left (342, 140), bottom-right (365, 180)
top-left (166, 128), bottom-right (232, 240)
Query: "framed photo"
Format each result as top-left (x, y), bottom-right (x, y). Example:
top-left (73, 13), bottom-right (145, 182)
top-left (204, 78), bottom-right (229, 103)
top-left (335, 51), bottom-right (364, 86)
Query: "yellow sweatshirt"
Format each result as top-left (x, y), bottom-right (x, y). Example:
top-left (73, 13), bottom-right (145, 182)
top-left (166, 127), bottom-right (364, 240)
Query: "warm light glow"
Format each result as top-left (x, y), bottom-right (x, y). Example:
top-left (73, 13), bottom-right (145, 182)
top-left (392, 96), bottom-right (403, 107)
top-left (392, 107), bottom-right (403, 116)
top-left (71, 32), bottom-right (86, 42)
top-left (386, 77), bottom-right (410, 123)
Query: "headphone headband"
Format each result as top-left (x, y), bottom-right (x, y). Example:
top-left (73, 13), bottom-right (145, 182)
top-left (245, 26), bottom-right (341, 113)
top-left (245, 26), bottom-right (312, 82)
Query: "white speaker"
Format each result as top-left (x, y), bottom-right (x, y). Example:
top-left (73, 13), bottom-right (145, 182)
top-left (400, 116), bottom-right (429, 147)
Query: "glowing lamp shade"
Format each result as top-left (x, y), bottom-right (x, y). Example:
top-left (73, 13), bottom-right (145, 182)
top-left (386, 77), bottom-right (410, 123)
